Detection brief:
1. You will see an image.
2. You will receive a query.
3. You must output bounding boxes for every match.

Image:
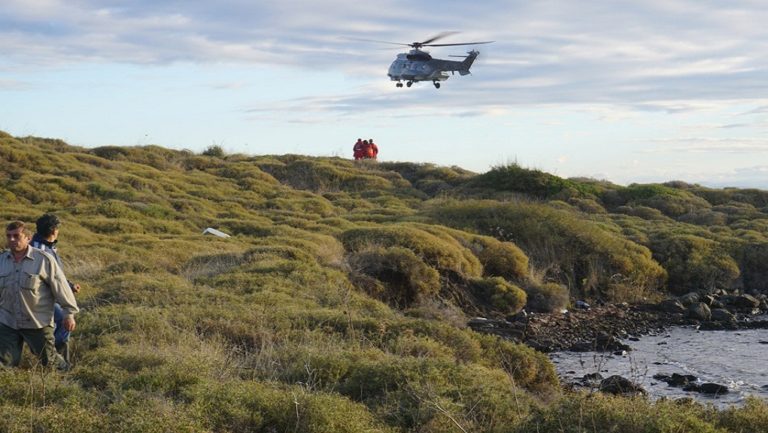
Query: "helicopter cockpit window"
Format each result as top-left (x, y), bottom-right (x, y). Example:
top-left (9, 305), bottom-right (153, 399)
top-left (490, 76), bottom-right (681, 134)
top-left (406, 53), bottom-right (432, 61)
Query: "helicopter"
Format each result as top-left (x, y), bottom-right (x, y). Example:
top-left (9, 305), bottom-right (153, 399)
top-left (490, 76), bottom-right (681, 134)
top-left (357, 32), bottom-right (493, 88)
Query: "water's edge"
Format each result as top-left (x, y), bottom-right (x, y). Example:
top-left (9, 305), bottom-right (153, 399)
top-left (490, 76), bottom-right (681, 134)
top-left (550, 326), bottom-right (768, 406)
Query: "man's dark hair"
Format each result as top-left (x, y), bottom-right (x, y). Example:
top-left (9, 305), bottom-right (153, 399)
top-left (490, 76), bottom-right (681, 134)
top-left (35, 213), bottom-right (61, 237)
top-left (6, 221), bottom-right (31, 237)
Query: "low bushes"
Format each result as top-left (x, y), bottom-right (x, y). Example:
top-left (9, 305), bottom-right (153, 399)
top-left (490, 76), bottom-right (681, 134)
top-left (424, 200), bottom-right (667, 301)
top-left (470, 277), bottom-right (527, 315)
top-left (340, 224), bottom-right (483, 278)
top-left (524, 281), bottom-right (570, 313)
top-left (650, 233), bottom-right (740, 294)
top-left (348, 246), bottom-right (441, 307)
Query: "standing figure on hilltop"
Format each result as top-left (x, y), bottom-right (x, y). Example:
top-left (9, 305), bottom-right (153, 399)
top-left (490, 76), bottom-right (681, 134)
top-left (31, 213), bottom-right (81, 365)
top-left (0, 221), bottom-right (78, 370)
top-left (353, 138), bottom-right (364, 160)
top-left (368, 138), bottom-right (379, 160)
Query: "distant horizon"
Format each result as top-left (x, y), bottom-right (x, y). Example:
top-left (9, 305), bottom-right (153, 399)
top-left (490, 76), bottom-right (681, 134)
top-left (4, 127), bottom-right (766, 192)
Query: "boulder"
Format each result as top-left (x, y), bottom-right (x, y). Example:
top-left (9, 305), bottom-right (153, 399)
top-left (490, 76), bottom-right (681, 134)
top-left (653, 373), bottom-right (697, 387)
top-left (595, 333), bottom-right (631, 352)
top-left (599, 375), bottom-right (645, 395)
top-left (679, 292), bottom-right (700, 306)
top-left (683, 382), bottom-right (730, 395)
top-left (687, 302), bottom-right (711, 321)
top-left (669, 373), bottom-right (697, 387)
top-left (722, 294), bottom-right (760, 310)
top-left (699, 383), bottom-right (729, 395)
top-left (710, 308), bottom-right (736, 323)
top-left (659, 299), bottom-right (686, 314)
top-left (582, 373), bottom-right (603, 386)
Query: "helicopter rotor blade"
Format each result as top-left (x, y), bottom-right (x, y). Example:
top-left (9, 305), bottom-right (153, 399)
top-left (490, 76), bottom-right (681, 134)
top-left (342, 37), bottom-right (411, 46)
top-left (419, 31), bottom-right (460, 46)
top-left (423, 41), bottom-right (494, 47)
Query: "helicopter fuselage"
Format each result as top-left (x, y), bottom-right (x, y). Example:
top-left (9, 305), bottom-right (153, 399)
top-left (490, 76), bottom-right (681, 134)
top-left (388, 49), bottom-right (479, 88)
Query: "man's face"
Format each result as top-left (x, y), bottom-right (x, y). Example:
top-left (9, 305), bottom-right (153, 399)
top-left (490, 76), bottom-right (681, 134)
top-left (7, 228), bottom-right (30, 253)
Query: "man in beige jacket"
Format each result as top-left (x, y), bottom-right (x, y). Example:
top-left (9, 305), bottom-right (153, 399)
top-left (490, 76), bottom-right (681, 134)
top-left (0, 221), bottom-right (78, 369)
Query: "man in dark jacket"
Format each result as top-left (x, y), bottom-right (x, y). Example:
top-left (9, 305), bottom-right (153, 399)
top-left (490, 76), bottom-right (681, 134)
top-left (30, 214), bottom-right (80, 364)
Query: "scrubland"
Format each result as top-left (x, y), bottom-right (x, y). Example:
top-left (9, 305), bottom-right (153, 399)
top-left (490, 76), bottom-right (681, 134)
top-left (1, 132), bottom-right (767, 432)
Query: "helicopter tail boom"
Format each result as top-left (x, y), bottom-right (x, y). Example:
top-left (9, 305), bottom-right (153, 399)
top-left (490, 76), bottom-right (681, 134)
top-left (458, 50), bottom-right (479, 75)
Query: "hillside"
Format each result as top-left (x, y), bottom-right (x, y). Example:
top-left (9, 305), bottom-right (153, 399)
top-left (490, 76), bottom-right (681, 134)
top-left (1, 131), bottom-right (767, 432)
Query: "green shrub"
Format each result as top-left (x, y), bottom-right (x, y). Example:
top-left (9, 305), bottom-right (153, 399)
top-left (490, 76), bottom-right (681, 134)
top-left (476, 333), bottom-right (559, 392)
top-left (340, 224), bottom-right (483, 278)
top-left (388, 332), bottom-right (455, 359)
top-left (424, 200), bottom-right (666, 301)
top-left (469, 163), bottom-right (599, 198)
top-left (348, 246), bottom-right (440, 307)
top-left (736, 242), bottom-right (768, 291)
top-left (385, 320), bottom-right (483, 364)
top-left (717, 397), bottom-right (768, 432)
top-left (471, 236), bottom-right (529, 281)
top-left (470, 277), bottom-right (527, 315)
top-left (650, 233), bottom-right (740, 294)
top-left (514, 393), bottom-right (722, 433)
top-left (201, 144), bottom-right (225, 157)
top-left (106, 391), bottom-right (205, 433)
top-left (619, 183), bottom-right (712, 218)
top-left (524, 282), bottom-right (569, 313)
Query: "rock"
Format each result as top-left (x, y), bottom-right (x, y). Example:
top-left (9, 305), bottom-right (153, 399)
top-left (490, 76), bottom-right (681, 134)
top-left (595, 333), bottom-right (632, 352)
top-left (599, 375), bottom-right (645, 395)
top-left (669, 373), bottom-right (698, 387)
top-left (701, 294), bottom-right (715, 306)
top-left (583, 372), bottom-right (603, 381)
top-left (683, 383), bottom-right (701, 392)
top-left (722, 294), bottom-right (760, 310)
top-left (582, 372), bottom-right (603, 386)
top-left (653, 373), bottom-right (697, 387)
top-left (659, 299), bottom-right (686, 314)
top-left (568, 342), bottom-right (593, 352)
top-left (687, 302), bottom-right (711, 321)
top-left (711, 300), bottom-right (725, 309)
top-left (575, 300), bottom-right (591, 310)
top-left (468, 317), bottom-right (490, 326)
top-left (507, 310), bottom-right (529, 323)
top-left (699, 383), bottom-right (729, 395)
top-left (710, 308), bottom-right (736, 323)
top-left (679, 292), bottom-right (700, 306)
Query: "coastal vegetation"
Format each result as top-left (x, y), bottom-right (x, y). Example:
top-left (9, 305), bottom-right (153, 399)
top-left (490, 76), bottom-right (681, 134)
top-left (1, 130), bottom-right (767, 432)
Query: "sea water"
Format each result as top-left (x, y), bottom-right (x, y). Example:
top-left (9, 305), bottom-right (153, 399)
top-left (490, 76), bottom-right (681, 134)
top-left (550, 326), bottom-right (768, 406)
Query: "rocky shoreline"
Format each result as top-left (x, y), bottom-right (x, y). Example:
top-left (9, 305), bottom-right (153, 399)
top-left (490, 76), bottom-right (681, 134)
top-left (469, 290), bottom-right (768, 397)
top-left (468, 291), bottom-right (768, 353)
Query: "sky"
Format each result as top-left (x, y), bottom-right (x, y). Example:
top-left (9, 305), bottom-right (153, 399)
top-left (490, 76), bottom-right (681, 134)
top-left (1, 1), bottom-right (768, 188)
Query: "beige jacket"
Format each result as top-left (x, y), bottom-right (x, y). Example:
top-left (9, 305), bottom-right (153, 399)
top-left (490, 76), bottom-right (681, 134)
top-left (0, 247), bottom-right (79, 329)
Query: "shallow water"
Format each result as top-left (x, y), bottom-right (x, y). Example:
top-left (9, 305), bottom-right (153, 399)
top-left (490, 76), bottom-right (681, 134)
top-left (550, 325), bottom-right (768, 406)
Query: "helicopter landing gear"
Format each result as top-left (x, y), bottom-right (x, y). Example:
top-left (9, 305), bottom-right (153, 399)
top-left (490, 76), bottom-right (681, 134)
top-left (406, 81), bottom-right (413, 88)
top-left (396, 82), bottom-right (403, 88)
top-left (433, 81), bottom-right (441, 89)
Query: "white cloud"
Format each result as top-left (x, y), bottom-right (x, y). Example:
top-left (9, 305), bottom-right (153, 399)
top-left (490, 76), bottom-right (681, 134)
top-left (645, 137), bottom-right (768, 154)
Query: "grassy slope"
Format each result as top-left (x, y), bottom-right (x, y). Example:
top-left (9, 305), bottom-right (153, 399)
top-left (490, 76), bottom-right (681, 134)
top-left (0, 132), bottom-right (766, 432)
